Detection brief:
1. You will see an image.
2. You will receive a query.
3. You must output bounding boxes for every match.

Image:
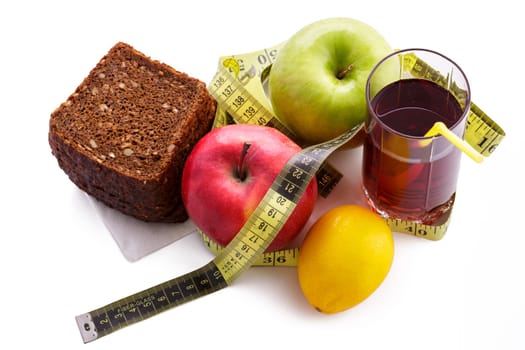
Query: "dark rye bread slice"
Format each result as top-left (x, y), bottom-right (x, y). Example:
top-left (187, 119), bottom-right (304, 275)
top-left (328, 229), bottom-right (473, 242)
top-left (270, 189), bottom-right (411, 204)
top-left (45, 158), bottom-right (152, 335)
top-left (49, 42), bottom-right (216, 222)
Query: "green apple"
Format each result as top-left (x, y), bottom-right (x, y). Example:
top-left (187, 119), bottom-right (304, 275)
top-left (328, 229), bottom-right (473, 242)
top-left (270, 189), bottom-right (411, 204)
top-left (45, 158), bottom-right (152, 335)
top-left (269, 17), bottom-right (394, 144)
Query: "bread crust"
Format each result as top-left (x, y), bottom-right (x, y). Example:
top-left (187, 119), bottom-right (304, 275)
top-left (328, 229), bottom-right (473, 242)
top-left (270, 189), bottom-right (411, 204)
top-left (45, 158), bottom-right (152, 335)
top-left (49, 42), bottom-right (216, 222)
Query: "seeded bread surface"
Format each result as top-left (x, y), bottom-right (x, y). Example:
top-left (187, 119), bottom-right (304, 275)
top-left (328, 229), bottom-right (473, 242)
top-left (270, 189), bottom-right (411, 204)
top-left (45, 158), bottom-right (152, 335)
top-left (49, 42), bottom-right (216, 222)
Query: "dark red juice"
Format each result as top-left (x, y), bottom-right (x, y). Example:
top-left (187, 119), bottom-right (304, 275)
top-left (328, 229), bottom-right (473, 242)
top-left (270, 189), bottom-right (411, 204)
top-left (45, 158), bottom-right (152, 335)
top-left (362, 79), bottom-right (465, 223)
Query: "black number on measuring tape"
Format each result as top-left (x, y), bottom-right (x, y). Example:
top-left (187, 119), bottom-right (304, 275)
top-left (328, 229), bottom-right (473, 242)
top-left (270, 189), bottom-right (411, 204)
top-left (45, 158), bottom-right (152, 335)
top-left (249, 233), bottom-right (260, 244)
top-left (300, 155), bottom-right (315, 169)
top-left (257, 49), bottom-right (278, 66)
top-left (243, 106), bottom-right (256, 118)
top-left (165, 284), bottom-right (183, 303)
top-left (406, 225), bottom-right (427, 236)
top-left (263, 255), bottom-right (274, 264)
top-left (138, 299), bottom-right (155, 315)
top-left (317, 172), bottom-right (332, 187)
top-left (276, 255), bottom-right (287, 264)
top-left (122, 305), bottom-right (140, 322)
top-left (477, 136), bottom-right (498, 154)
top-left (232, 95), bottom-right (245, 108)
top-left (107, 309), bottom-right (124, 325)
top-left (257, 54), bottom-right (268, 65)
top-left (258, 221), bottom-right (269, 232)
top-left (152, 290), bottom-right (169, 309)
top-left (257, 116), bottom-right (268, 125)
top-left (292, 168), bottom-right (305, 180)
top-left (181, 276), bottom-right (203, 294)
top-left (277, 182), bottom-right (297, 199)
top-left (267, 208), bottom-right (278, 219)
top-left (92, 313), bottom-right (111, 333)
top-left (221, 84), bottom-right (233, 98)
top-left (275, 196), bottom-right (287, 206)
top-left (213, 76), bottom-right (226, 89)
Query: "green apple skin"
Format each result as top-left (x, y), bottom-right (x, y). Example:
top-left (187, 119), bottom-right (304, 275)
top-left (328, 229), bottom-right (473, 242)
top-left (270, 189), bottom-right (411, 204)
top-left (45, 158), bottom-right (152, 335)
top-left (269, 17), bottom-right (394, 144)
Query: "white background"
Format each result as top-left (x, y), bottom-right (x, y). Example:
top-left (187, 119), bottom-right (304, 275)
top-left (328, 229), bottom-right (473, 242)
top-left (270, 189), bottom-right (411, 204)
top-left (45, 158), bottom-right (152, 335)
top-left (1, 1), bottom-right (523, 349)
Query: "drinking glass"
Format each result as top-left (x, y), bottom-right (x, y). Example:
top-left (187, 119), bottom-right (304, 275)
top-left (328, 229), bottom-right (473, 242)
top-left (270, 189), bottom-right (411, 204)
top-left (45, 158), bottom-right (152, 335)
top-left (362, 48), bottom-right (471, 224)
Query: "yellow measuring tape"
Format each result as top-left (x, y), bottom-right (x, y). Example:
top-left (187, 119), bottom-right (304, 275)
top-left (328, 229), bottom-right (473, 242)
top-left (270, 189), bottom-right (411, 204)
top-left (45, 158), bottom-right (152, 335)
top-left (75, 43), bottom-right (505, 343)
top-left (402, 53), bottom-right (505, 156)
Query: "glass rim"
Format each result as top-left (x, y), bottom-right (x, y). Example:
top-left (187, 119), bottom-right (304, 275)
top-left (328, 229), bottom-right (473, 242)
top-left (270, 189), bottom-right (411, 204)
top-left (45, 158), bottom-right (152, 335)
top-left (366, 48), bottom-right (472, 140)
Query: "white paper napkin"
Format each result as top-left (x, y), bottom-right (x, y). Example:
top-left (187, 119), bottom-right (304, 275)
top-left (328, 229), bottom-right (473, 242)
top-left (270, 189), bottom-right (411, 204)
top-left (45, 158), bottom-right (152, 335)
top-left (87, 195), bottom-right (198, 262)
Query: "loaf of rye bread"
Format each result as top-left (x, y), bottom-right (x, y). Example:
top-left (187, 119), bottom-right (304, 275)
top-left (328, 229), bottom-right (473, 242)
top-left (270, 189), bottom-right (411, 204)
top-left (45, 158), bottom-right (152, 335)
top-left (49, 42), bottom-right (216, 222)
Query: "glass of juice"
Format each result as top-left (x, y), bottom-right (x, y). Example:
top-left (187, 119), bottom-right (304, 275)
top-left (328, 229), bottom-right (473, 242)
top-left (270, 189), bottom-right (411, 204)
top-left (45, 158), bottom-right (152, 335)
top-left (362, 48), bottom-right (471, 225)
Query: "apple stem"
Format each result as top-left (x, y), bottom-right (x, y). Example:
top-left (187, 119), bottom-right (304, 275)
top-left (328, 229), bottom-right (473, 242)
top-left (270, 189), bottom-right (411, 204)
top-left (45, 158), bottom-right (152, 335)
top-left (337, 64), bottom-right (354, 80)
top-left (236, 142), bottom-right (251, 181)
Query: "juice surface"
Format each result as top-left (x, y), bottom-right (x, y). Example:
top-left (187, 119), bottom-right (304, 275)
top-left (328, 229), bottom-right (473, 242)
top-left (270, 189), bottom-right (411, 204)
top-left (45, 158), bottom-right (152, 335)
top-left (362, 78), bottom-right (464, 223)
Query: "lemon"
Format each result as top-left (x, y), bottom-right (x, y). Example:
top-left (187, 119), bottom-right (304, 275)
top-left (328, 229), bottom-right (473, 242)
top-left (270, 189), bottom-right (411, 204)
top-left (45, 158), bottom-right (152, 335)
top-left (297, 205), bottom-right (394, 314)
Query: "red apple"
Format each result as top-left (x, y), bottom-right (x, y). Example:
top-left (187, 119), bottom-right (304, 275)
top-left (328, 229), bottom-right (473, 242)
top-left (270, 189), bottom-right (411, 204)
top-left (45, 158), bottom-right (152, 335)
top-left (181, 124), bottom-right (318, 252)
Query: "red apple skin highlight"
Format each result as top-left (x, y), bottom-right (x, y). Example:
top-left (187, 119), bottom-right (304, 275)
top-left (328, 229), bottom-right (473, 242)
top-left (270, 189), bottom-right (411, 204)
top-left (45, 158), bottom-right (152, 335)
top-left (181, 124), bottom-right (318, 252)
